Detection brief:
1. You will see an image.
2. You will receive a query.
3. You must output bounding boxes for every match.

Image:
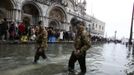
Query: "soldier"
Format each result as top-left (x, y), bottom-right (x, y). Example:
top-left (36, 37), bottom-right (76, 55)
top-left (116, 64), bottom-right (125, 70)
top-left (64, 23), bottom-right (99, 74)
top-left (68, 19), bottom-right (91, 75)
top-left (33, 21), bottom-right (48, 64)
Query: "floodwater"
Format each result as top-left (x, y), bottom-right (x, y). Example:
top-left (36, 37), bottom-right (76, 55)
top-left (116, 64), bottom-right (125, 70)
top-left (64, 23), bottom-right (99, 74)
top-left (0, 43), bottom-right (134, 75)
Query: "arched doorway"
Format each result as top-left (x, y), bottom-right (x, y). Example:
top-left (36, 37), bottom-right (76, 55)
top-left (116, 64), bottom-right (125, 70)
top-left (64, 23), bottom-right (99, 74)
top-left (49, 7), bottom-right (66, 30)
top-left (22, 2), bottom-right (41, 26)
top-left (0, 0), bottom-right (14, 21)
top-left (49, 20), bottom-right (60, 30)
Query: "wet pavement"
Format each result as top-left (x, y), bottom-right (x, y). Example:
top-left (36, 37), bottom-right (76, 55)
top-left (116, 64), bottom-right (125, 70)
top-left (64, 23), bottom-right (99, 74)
top-left (0, 43), bottom-right (134, 75)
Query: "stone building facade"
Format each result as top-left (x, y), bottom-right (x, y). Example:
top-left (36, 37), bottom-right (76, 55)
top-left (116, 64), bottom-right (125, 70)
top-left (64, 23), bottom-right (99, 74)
top-left (0, 0), bottom-right (105, 37)
top-left (90, 16), bottom-right (105, 37)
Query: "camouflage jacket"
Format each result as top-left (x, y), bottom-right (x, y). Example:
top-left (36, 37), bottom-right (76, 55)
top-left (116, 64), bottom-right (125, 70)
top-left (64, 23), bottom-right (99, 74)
top-left (74, 31), bottom-right (91, 53)
top-left (36, 29), bottom-right (48, 48)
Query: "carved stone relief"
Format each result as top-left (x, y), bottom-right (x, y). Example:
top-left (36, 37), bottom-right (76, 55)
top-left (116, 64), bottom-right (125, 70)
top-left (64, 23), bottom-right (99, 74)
top-left (49, 8), bottom-right (65, 22)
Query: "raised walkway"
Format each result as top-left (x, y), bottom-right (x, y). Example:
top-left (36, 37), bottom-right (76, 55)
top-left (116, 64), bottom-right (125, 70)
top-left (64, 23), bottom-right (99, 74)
top-left (0, 40), bottom-right (74, 44)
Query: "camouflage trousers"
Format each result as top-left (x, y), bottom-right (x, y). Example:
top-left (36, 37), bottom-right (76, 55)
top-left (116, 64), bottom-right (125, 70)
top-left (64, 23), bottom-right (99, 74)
top-left (34, 47), bottom-right (47, 63)
top-left (68, 51), bottom-right (86, 73)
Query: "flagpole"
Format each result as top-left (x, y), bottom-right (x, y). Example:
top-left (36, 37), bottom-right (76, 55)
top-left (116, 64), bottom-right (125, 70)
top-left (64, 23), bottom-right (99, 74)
top-left (129, 3), bottom-right (134, 45)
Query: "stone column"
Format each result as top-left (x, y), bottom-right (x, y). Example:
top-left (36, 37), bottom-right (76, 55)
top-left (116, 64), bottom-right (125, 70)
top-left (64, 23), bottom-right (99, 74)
top-left (64, 23), bottom-right (70, 31)
top-left (39, 16), bottom-right (48, 27)
top-left (11, 9), bottom-right (21, 23)
top-left (7, 10), bottom-right (11, 20)
top-left (44, 16), bottom-right (49, 27)
top-left (39, 16), bottom-right (43, 21)
top-left (9, 9), bottom-right (15, 21)
top-left (63, 23), bottom-right (65, 30)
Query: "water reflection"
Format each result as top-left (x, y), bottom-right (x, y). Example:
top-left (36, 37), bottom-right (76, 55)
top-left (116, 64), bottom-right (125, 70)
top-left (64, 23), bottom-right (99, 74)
top-left (97, 43), bottom-right (129, 75)
top-left (0, 43), bottom-right (134, 75)
top-left (126, 45), bottom-right (134, 75)
top-left (58, 44), bottom-right (63, 56)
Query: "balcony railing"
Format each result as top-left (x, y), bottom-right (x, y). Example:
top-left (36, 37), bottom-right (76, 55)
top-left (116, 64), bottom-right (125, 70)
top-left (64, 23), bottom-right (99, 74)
top-left (33, 0), bottom-right (68, 7)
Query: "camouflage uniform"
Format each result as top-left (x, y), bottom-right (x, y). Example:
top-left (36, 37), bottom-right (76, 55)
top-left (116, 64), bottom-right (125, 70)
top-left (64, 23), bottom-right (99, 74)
top-left (68, 27), bottom-right (91, 74)
top-left (34, 26), bottom-right (48, 63)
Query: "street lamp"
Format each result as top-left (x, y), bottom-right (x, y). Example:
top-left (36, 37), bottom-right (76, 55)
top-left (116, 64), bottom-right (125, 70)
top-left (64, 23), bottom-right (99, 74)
top-left (128, 3), bottom-right (134, 45)
top-left (115, 30), bottom-right (117, 40)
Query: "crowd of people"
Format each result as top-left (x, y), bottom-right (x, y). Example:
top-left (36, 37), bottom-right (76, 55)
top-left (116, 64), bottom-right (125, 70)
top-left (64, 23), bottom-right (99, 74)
top-left (0, 18), bottom-right (107, 44)
top-left (91, 36), bottom-right (108, 43)
top-left (0, 18), bottom-right (74, 42)
top-left (47, 28), bottom-right (74, 43)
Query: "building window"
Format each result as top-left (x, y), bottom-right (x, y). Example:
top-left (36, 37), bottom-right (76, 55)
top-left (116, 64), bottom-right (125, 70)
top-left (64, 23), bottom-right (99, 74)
top-left (92, 23), bottom-right (94, 29)
top-left (102, 26), bottom-right (104, 30)
top-left (99, 25), bottom-right (101, 30)
top-left (96, 24), bottom-right (97, 28)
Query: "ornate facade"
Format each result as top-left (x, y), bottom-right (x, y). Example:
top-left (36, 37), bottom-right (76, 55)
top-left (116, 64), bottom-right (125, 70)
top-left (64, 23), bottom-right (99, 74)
top-left (0, 0), bottom-right (105, 37)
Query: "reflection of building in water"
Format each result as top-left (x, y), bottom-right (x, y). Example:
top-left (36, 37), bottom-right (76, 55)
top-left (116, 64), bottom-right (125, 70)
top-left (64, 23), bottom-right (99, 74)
top-left (0, 0), bottom-right (105, 37)
top-left (58, 44), bottom-right (63, 56)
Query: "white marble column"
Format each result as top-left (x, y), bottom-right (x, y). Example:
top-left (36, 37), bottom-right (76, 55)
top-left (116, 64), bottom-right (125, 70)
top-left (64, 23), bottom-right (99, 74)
top-left (39, 16), bottom-right (48, 27)
top-left (7, 10), bottom-right (11, 19)
top-left (44, 16), bottom-right (49, 27)
top-left (18, 10), bottom-right (22, 22)
top-left (39, 16), bottom-right (43, 21)
top-left (8, 10), bottom-right (13, 21)
top-left (9, 9), bottom-right (15, 21)
top-left (11, 9), bottom-right (21, 22)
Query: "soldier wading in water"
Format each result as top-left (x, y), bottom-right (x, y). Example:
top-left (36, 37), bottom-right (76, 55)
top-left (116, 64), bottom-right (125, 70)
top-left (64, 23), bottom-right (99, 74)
top-left (34, 21), bottom-right (48, 64)
top-left (68, 18), bottom-right (91, 75)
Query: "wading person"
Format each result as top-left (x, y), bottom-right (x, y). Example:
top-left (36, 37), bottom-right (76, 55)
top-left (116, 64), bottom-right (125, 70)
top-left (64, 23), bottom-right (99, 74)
top-left (34, 21), bottom-right (48, 64)
top-left (68, 18), bottom-right (91, 75)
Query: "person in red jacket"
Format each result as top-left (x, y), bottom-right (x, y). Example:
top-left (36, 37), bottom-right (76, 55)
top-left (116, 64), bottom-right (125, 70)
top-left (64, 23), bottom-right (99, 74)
top-left (18, 22), bottom-right (25, 39)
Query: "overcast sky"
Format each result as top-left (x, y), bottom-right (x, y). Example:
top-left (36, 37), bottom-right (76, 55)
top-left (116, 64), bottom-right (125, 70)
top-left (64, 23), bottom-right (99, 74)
top-left (86, 0), bottom-right (134, 39)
